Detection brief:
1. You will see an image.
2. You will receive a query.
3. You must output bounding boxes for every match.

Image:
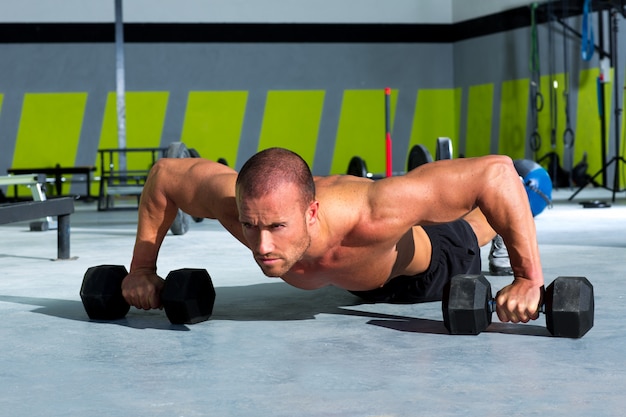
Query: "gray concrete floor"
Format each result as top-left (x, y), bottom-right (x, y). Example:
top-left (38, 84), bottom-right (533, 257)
top-left (1, 187), bottom-right (625, 417)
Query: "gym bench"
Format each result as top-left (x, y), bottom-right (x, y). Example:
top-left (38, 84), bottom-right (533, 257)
top-left (0, 197), bottom-right (75, 260)
top-left (0, 173), bottom-right (58, 230)
top-left (97, 147), bottom-right (167, 211)
top-left (7, 165), bottom-right (96, 200)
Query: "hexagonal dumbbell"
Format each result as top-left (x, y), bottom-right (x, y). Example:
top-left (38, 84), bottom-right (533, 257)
top-left (80, 265), bottom-right (216, 324)
top-left (160, 268), bottom-right (216, 324)
top-left (442, 274), bottom-right (594, 338)
top-left (441, 274), bottom-right (493, 335)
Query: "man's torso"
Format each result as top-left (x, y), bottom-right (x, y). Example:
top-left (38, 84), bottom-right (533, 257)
top-left (280, 176), bottom-right (433, 291)
top-left (203, 167), bottom-right (435, 291)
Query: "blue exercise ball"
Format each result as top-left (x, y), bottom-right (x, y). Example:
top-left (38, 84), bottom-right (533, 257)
top-left (514, 159), bottom-right (552, 217)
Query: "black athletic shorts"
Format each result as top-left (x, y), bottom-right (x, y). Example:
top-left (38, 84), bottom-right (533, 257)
top-left (349, 220), bottom-right (481, 303)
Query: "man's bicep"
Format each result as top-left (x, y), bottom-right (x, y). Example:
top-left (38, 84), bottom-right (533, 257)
top-left (185, 179), bottom-right (239, 226)
top-left (162, 163), bottom-right (246, 244)
top-left (167, 160), bottom-right (238, 219)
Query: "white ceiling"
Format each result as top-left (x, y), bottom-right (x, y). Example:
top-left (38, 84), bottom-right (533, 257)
top-left (0, 0), bottom-right (535, 24)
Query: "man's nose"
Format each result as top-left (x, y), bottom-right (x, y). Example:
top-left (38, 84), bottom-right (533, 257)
top-left (257, 230), bottom-right (274, 255)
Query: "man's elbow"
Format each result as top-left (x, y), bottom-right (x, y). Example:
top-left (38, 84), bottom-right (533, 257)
top-left (484, 155), bottom-right (517, 182)
top-left (148, 158), bottom-right (169, 178)
top-left (145, 158), bottom-right (180, 188)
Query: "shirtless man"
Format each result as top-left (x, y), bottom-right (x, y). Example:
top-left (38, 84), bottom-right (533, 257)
top-left (122, 147), bottom-right (544, 324)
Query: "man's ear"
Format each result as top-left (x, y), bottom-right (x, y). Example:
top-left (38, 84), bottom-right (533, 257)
top-left (307, 200), bottom-right (319, 225)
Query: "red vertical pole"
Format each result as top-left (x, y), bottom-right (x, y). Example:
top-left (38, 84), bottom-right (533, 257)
top-left (384, 87), bottom-right (393, 177)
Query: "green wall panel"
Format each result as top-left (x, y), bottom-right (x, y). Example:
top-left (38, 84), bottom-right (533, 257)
top-left (12, 92), bottom-right (87, 196)
top-left (499, 78), bottom-right (529, 159)
top-left (258, 90), bottom-right (325, 168)
top-left (465, 84), bottom-right (494, 157)
top-left (454, 87), bottom-right (463, 155)
top-left (330, 89), bottom-right (397, 175)
top-left (181, 91), bottom-right (248, 167)
top-left (409, 88), bottom-right (461, 160)
top-left (96, 92), bottom-right (169, 188)
top-left (575, 68), bottom-right (615, 186)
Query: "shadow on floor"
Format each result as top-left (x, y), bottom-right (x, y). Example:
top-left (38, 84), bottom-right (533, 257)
top-left (0, 281), bottom-right (551, 337)
top-left (367, 317), bottom-right (550, 337)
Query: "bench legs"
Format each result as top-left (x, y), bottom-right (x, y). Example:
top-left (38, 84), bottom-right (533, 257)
top-left (57, 213), bottom-right (70, 260)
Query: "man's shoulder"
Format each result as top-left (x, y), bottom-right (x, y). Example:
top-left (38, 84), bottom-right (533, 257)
top-left (314, 174), bottom-right (373, 189)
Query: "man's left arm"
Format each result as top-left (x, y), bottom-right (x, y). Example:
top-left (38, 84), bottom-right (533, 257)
top-left (369, 155), bottom-right (544, 322)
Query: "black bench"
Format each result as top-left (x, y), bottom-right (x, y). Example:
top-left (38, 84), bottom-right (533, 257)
top-left (7, 165), bottom-right (96, 200)
top-left (0, 197), bottom-right (75, 260)
top-left (97, 147), bottom-right (167, 211)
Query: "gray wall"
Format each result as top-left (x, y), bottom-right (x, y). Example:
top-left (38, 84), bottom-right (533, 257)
top-left (2, 5), bottom-right (625, 189)
top-left (0, 42), bottom-right (454, 176)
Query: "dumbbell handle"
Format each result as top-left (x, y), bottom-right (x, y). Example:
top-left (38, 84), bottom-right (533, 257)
top-left (487, 299), bottom-right (546, 315)
top-left (487, 284), bottom-right (547, 316)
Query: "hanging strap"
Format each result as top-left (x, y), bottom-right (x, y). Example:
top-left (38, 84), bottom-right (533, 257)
top-left (547, 0), bottom-right (558, 150)
top-left (529, 3), bottom-right (543, 152)
top-left (581, 0), bottom-right (595, 61)
top-left (563, 0), bottom-right (575, 149)
top-left (529, 3), bottom-right (541, 77)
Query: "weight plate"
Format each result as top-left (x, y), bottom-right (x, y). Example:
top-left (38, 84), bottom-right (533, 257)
top-left (406, 145), bottom-right (433, 171)
top-left (167, 142), bottom-right (193, 235)
top-left (347, 156), bottom-right (369, 177)
top-left (170, 209), bottom-right (191, 235)
top-left (166, 142), bottom-right (191, 159)
top-left (436, 137), bottom-right (453, 161)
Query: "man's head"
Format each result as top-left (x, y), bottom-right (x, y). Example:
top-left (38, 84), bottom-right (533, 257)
top-left (236, 147), bottom-right (315, 206)
top-left (235, 148), bottom-right (318, 277)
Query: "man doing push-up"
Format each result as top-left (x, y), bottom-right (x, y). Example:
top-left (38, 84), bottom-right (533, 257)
top-left (122, 147), bottom-right (543, 324)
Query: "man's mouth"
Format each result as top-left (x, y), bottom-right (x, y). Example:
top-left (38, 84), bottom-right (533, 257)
top-left (255, 256), bottom-right (285, 277)
top-left (256, 256), bottom-right (280, 266)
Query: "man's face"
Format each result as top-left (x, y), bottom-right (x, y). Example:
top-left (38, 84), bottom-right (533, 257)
top-left (237, 183), bottom-right (316, 277)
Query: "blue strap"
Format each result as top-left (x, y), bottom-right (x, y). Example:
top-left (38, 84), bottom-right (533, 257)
top-left (581, 0), bottom-right (595, 61)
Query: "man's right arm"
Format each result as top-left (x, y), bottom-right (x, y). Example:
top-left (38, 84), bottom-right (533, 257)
top-left (122, 158), bottom-right (240, 310)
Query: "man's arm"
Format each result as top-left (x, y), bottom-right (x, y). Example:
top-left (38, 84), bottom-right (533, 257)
top-left (368, 155), bottom-right (543, 322)
top-left (122, 158), bottom-right (241, 310)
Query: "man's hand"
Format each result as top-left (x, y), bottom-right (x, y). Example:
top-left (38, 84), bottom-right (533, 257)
top-left (494, 279), bottom-right (543, 323)
top-left (121, 268), bottom-right (165, 310)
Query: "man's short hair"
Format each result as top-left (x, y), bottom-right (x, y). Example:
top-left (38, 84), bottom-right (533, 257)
top-left (236, 148), bottom-right (316, 207)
